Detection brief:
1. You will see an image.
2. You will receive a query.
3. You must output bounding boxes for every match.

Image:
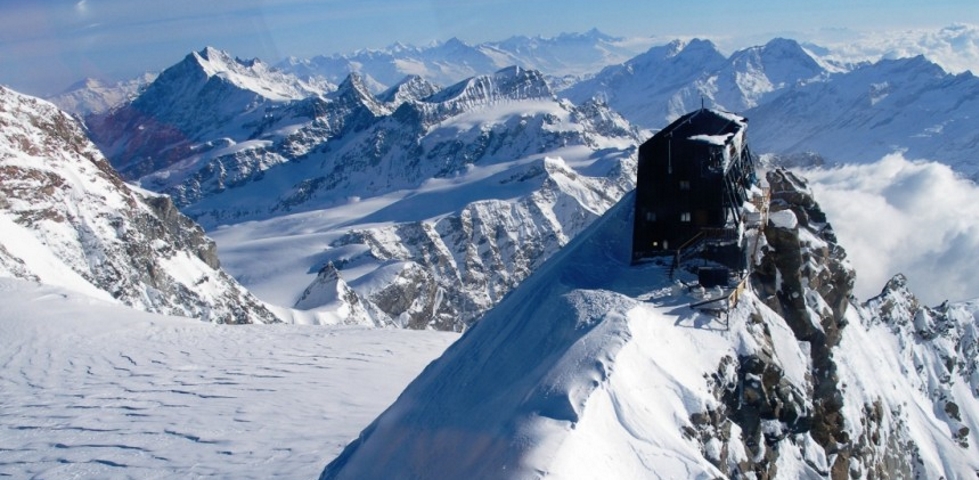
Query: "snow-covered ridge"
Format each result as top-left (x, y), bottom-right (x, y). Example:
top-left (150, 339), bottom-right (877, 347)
top-left (0, 86), bottom-right (278, 324)
top-left (319, 170), bottom-right (979, 479)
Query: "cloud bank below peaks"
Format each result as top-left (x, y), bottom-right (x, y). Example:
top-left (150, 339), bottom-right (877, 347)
top-left (801, 153), bottom-right (979, 305)
top-left (813, 23), bottom-right (979, 75)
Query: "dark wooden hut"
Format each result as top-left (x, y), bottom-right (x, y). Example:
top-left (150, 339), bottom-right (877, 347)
top-left (631, 108), bottom-right (756, 264)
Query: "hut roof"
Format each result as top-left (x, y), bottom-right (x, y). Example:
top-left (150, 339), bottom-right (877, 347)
top-left (656, 108), bottom-right (746, 145)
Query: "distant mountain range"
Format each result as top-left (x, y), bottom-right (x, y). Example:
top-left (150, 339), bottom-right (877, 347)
top-left (276, 28), bottom-right (651, 90)
top-left (4, 27), bottom-right (978, 479)
top-left (70, 31), bottom-right (979, 328)
top-left (562, 36), bottom-right (979, 178)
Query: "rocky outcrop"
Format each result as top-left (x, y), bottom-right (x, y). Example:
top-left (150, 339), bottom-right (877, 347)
top-left (319, 156), bottom-right (633, 331)
top-left (294, 262), bottom-right (379, 326)
top-left (0, 86), bottom-right (279, 324)
top-left (688, 168), bottom-right (978, 478)
top-left (683, 168), bottom-right (860, 478)
top-left (865, 274), bottom-right (977, 449)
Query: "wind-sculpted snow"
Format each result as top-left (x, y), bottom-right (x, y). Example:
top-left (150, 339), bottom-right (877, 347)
top-left (320, 173), bottom-right (979, 479)
top-left (0, 278), bottom-right (458, 479)
top-left (0, 86), bottom-right (278, 324)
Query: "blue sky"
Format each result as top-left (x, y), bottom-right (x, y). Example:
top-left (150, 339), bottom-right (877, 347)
top-left (1, 0), bottom-right (977, 96)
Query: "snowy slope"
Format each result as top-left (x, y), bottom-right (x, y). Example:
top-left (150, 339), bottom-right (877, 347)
top-left (0, 86), bottom-right (277, 324)
top-left (320, 171), bottom-right (979, 479)
top-left (0, 277), bottom-right (458, 479)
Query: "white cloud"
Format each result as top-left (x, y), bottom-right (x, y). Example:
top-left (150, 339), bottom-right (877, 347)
top-left (811, 24), bottom-right (979, 75)
top-left (800, 153), bottom-right (979, 305)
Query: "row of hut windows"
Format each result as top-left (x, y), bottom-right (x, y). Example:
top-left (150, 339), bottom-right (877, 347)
top-left (644, 211), bottom-right (692, 222)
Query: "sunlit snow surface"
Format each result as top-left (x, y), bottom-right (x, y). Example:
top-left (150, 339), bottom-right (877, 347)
top-left (0, 278), bottom-right (458, 479)
top-left (319, 191), bottom-right (979, 479)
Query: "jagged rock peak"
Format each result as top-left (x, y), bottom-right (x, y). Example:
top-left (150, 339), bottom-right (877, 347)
top-left (864, 273), bottom-right (921, 327)
top-left (145, 45), bottom-right (315, 101)
top-left (328, 72), bottom-right (388, 116)
top-left (427, 65), bottom-right (552, 105)
top-left (377, 75), bottom-right (441, 105)
top-left (677, 38), bottom-right (723, 58)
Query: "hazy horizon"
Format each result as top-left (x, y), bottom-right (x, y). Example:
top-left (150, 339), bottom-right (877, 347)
top-left (2, 0), bottom-right (978, 96)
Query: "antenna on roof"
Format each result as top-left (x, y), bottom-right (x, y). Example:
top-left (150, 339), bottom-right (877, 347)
top-left (701, 96), bottom-right (705, 110)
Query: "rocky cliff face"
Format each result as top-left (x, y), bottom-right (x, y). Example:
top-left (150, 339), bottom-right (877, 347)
top-left (689, 168), bottom-right (859, 478)
top-left (689, 169), bottom-right (978, 478)
top-left (322, 156), bottom-right (634, 330)
top-left (0, 86), bottom-right (278, 324)
top-left (864, 274), bottom-right (978, 449)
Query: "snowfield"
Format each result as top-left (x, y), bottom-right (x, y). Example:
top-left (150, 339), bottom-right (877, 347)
top-left (0, 278), bottom-right (458, 479)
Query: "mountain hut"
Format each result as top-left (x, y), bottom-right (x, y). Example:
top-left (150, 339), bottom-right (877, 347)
top-left (631, 108), bottom-right (757, 270)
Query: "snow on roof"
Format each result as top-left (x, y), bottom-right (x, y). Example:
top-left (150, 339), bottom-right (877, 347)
top-left (688, 132), bottom-right (734, 145)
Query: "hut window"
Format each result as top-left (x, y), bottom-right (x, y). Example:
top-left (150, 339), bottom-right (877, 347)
top-left (680, 212), bottom-right (691, 222)
top-left (645, 212), bottom-right (657, 222)
top-left (679, 180), bottom-right (690, 190)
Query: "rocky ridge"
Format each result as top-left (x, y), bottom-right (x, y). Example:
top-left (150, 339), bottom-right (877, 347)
top-left (319, 169), bottom-right (979, 478)
top-left (0, 86), bottom-right (278, 324)
top-left (321, 155), bottom-right (634, 330)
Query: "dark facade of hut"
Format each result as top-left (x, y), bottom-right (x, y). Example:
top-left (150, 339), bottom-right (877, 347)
top-left (631, 108), bottom-right (756, 263)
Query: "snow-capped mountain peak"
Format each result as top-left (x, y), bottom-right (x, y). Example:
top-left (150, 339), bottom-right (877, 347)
top-left (330, 72), bottom-right (389, 116)
top-left (184, 46), bottom-right (316, 101)
top-left (425, 66), bottom-right (552, 110)
top-left (377, 75), bottom-right (442, 105)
